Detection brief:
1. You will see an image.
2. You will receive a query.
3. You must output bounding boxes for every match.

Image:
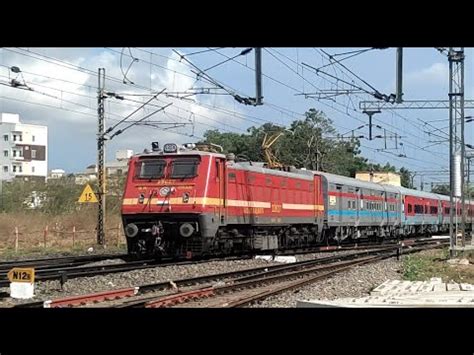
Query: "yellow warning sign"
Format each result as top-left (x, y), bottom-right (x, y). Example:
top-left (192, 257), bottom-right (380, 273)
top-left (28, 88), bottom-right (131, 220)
top-left (7, 267), bottom-right (35, 283)
top-left (78, 184), bottom-right (98, 203)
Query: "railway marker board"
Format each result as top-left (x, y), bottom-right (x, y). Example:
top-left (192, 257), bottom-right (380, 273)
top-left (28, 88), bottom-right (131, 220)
top-left (8, 267), bottom-right (35, 299)
top-left (78, 184), bottom-right (98, 203)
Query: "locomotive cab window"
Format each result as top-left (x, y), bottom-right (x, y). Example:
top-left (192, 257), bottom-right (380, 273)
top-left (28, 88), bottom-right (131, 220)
top-left (136, 159), bottom-right (165, 179)
top-left (170, 159), bottom-right (199, 179)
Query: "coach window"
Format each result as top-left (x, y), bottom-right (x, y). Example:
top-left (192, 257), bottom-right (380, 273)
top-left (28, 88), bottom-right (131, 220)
top-left (348, 201), bottom-right (351, 209)
top-left (273, 188), bottom-right (279, 201)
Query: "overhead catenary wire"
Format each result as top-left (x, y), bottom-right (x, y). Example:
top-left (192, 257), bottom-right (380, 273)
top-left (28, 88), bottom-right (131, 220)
top-left (2, 47), bottom-right (450, 175)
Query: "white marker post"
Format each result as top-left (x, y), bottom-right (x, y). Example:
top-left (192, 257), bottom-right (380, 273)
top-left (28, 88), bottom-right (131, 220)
top-left (8, 268), bottom-right (35, 299)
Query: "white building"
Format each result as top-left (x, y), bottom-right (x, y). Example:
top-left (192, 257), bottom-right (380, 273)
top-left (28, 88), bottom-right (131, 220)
top-left (74, 149), bottom-right (133, 184)
top-left (48, 169), bottom-right (66, 179)
top-left (115, 149), bottom-right (133, 161)
top-left (0, 113), bottom-right (48, 181)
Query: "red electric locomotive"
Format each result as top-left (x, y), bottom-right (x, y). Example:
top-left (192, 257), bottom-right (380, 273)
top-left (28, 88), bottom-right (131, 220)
top-left (121, 143), bottom-right (325, 258)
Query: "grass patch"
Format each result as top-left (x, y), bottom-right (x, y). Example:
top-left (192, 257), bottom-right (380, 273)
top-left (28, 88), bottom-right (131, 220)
top-left (0, 244), bottom-right (127, 262)
top-left (402, 248), bottom-right (474, 284)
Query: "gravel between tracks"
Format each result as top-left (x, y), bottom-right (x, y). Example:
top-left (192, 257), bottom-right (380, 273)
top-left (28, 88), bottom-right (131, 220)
top-left (249, 258), bottom-right (402, 308)
top-left (0, 250), bottom-right (393, 307)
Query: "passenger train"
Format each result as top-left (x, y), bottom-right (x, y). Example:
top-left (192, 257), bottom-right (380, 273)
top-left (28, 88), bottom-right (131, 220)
top-left (121, 143), bottom-right (472, 258)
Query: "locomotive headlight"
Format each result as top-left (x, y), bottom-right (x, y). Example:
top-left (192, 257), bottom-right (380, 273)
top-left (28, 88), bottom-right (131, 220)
top-left (138, 193), bottom-right (145, 204)
top-left (183, 192), bottom-right (190, 203)
top-left (179, 223), bottom-right (194, 238)
top-left (125, 223), bottom-right (139, 238)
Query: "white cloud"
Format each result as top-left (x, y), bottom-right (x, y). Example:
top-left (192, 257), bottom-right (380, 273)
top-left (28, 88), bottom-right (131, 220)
top-left (0, 47), bottom-right (252, 172)
top-left (405, 62), bottom-right (448, 87)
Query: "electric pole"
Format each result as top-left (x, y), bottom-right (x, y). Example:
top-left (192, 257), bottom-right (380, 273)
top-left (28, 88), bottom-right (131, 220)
top-left (362, 110), bottom-right (381, 140)
top-left (97, 68), bottom-right (106, 246)
top-left (448, 48), bottom-right (465, 254)
top-left (255, 48), bottom-right (263, 105)
top-left (396, 48), bottom-right (403, 103)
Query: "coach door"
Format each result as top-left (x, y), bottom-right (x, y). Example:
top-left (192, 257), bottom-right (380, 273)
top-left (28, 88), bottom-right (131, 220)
top-left (355, 187), bottom-right (360, 223)
top-left (216, 158), bottom-right (226, 223)
top-left (313, 175), bottom-right (324, 222)
top-left (336, 185), bottom-right (343, 224)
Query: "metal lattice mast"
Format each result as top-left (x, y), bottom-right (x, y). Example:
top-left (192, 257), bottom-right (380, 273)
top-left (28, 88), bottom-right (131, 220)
top-left (97, 68), bottom-right (106, 246)
top-left (448, 48), bottom-right (465, 254)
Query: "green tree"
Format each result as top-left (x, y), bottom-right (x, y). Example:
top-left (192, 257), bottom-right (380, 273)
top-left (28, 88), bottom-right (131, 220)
top-left (199, 108), bottom-right (414, 183)
top-left (399, 167), bottom-right (413, 188)
top-left (431, 184), bottom-right (450, 195)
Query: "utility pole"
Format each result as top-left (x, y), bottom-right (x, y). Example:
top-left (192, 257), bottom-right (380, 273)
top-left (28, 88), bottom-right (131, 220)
top-left (460, 52), bottom-right (466, 248)
top-left (97, 68), bottom-right (106, 246)
top-left (410, 172), bottom-right (417, 189)
top-left (396, 48), bottom-right (403, 103)
top-left (362, 110), bottom-right (381, 140)
top-left (255, 48), bottom-right (263, 105)
top-left (448, 48), bottom-right (465, 254)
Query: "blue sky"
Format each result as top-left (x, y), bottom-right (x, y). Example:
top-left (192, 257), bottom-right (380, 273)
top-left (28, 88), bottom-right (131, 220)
top-left (0, 47), bottom-right (471, 189)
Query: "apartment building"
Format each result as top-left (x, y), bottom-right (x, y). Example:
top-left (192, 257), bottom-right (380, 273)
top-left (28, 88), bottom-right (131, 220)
top-left (0, 113), bottom-right (48, 181)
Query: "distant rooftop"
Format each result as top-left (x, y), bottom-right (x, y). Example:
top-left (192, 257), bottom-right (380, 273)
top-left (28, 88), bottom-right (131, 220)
top-left (0, 113), bottom-right (20, 124)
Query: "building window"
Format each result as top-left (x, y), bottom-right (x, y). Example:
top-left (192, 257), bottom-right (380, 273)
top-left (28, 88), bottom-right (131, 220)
top-left (3, 150), bottom-right (8, 157)
top-left (3, 135), bottom-right (8, 142)
top-left (32, 166), bottom-right (35, 173)
top-left (3, 166), bottom-right (8, 173)
top-left (31, 150), bottom-right (36, 159)
top-left (32, 135), bottom-right (35, 142)
top-left (12, 165), bottom-right (23, 173)
top-left (12, 150), bottom-right (16, 157)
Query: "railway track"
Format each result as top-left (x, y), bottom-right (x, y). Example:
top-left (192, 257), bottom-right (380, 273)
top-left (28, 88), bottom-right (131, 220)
top-left (0, 237), bottom-right (443, 290)
top-left (0, 237), bottom-right (439, 286)
top-left (14, 239), bottom-right (447, 308)
top-left (137, 242), bottom-right (447, 308)
top-left (0, 253), bottom-right (129, 271)
top-left (0, 254), bottom-right (256, 289)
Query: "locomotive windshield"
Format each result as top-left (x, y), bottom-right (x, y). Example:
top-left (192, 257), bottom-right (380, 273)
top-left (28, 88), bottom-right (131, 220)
top-left (170, 159), bottom-right (199, 178)
top-left (136, 159), bottom-right (165, 179)
top-left (135, 157), bottom-right (200, 179)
